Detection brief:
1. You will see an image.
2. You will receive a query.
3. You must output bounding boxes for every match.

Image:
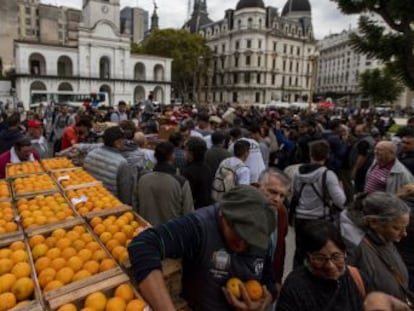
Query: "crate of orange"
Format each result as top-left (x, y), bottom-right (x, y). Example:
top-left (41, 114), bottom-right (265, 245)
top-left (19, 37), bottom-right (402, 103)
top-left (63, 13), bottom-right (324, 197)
top-left (0, 237), bottom-right (44, 311)
top-left (26, 221), bottom-right (124, 305)
top-left (65, 185), bottom-right (126, 217)
top-left (47, 277), bottom-right (149, 311)
top-left (40, 157), bottom-right (75, 172)
top-left (86, 210), bottom-right (150, 268)
top-left (0, 179), bottom-right (11, 202)
top-left (16, 193), bottom-right (83, 234)
top-left (0, 201), bottom-right (24, 243)
top-left (11, 174), bottom-right (58, 199)
top-left (52, 168), bottom-right (100, 191)
top-left (6, 161), bottom-right (45, 179)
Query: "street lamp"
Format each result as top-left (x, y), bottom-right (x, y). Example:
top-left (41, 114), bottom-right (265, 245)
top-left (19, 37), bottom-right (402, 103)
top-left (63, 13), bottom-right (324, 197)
top-left (308, 50), bottom-right (320, 111)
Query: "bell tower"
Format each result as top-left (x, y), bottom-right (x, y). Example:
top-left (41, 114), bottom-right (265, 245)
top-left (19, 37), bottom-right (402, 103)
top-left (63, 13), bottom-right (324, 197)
top-left (82, 0), bottom-right (121, 30)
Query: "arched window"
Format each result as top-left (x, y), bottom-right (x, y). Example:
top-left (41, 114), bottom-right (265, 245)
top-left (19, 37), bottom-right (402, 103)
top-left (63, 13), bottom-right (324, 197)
top-left (247, 18), bottom-right (253, 29)
top-left (99, 84), bottom-right (111, 106)
top-left (134, 86), bottom-right (145, 103)
top-left (153, 86), bottom-right (164, 103)
top-left (153, 64), bottom-right (164, 82)
top-left (58, 82), bottom-right (73, 91)
top-left (57, 56), bottom-right (73, 77)
top-left (134, 63), bottom-right (146, 80)
top-left (29, 53), bottom-right (47, 75)
top-left (237, 20), bottom-right (241, 30)
top-left (258, 19), bottom-right (262, 29)
top-left (99, 57), bottom-right (111, 79)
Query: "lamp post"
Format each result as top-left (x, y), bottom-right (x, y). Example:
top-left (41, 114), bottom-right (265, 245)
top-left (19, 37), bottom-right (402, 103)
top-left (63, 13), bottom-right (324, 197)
top-left (308, 51), bottom-right (320, 111)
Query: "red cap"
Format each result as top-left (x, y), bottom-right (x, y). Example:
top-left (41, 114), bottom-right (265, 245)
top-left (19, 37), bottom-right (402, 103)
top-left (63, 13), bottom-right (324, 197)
top-left (28, 120), bottom-right (43, 128)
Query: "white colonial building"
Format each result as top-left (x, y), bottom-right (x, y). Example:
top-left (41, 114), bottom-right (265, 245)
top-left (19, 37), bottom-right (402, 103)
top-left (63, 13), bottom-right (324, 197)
top-left (184, 0), bottom-right (318, 105)
top-left (14, 0), bottom-right (172, 109)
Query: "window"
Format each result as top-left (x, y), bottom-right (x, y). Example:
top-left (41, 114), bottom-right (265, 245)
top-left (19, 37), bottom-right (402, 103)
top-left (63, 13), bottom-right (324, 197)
top-left (221, 58), bottom-right (225, 68)
top-left (259, 19), bottom-right (262, 29)
top-left (289, 77), bottom-right (292, 86)
top-left (295, 77), bottom-right (298, 86)
top-left (272, 74), bottom-right (276, 85)
top-left (237, 20), bottom-right (241, 30)
top-left (246, 40), bottom-right (252, 49)
top-left (289, 61), bottom-right (293, 72)
top-left (282, 76), bottom-right (285, 86)
top-left (235, 41), bottom-right (240, 50)
top-left (272, 58), bottom-right (276, 69)
top-left (297, 47), bottom-right (301, 56)
top-left (290, 46), bottom-right (294, 54)
top-left (258, 56), bottom-right (261, 67)
top-left (258, 40), bottom-right (262, 49)
top-left (296, 62), bottom-right (299, 73)
top-left (233, 92), bottom-right (238, 103)
top-left (235, 56), bottom-right (239, 67)
top-left (283, 44), bottom-right (287, 54)
top-left (214, 46), bottom-right (218, 53)
top-left (25, 18), bottom-right (31, 25)
top-left (283, 60), bottom-right (286, 71)
top-left (234, 73), bottom-right (238, 84)
top-left (246, 55), bottom-right (251, 66)
top-left (222, 44), bottom-right (226, 53)
top-left (273, 42), bottom-right (277, 51)
top-left (244, 72), bottom-right (250, 83)
top-left (256, 74), bottom-right (261, 84)
top-left (25, 28), bottom-right (33, 36)
top-left (248, 18), bottom-right (253, 29)
top-left (25, 7), bottom-right (31, 14)
top-left (255, 92), bottom-right (260, 103)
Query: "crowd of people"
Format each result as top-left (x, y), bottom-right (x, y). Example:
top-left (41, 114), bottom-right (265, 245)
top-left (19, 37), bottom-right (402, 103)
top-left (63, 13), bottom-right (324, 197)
top-left (0, 99), bottom-right (413, 310)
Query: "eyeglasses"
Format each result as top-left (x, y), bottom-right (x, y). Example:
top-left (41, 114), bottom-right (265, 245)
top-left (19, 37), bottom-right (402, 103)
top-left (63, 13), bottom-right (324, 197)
top-left (309, 253), bottom-right (346, 266)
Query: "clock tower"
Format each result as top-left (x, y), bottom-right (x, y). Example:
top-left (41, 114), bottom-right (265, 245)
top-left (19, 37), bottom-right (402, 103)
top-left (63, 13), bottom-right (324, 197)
top-left (82, 0), bottom-right (120, 30)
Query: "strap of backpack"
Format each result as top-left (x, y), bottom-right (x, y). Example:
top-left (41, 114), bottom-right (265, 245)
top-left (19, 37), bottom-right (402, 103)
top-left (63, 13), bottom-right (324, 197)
top-left (348, 266), bottom-right (366, 298)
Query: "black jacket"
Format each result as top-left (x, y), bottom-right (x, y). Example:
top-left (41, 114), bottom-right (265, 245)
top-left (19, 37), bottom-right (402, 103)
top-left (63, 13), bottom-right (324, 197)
top-left (0, 128), bottom-right (23, 154)
top-left (182, 162), bottom-right (213, 209)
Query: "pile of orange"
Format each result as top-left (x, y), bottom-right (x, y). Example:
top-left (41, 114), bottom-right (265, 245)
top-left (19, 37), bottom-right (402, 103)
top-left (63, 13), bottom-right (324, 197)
top-left (0, 180), bottom-right (10, 200)
top-left (66, 185), bottom-right (122, 215)
top-left (17, 194), bottom-right (75, 229)
top-left (41, 158), bottom-right (74, 171)
top-left (57, 283), bottom-right (147, 311)
top-left (89, 212), bottom-right (148, 265)
top-left (13, 174), bottom-right (56, 195)
top-left (31, 226), bottom-right (117, 292)
top-left (0, 241), bottom-right (35, 310)
top-left (0, 202), bottom-right (18, 235)
top-left (7, 161), bottom-right (44, 177)
top-left (54, 169), bottom-right (97, 189)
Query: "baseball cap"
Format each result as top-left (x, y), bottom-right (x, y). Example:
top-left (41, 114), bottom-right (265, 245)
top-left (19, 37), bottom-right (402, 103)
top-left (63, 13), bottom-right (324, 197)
top-left (28, 120), bottom-right (43, 128)
top-left (220, 185), bottom-right (275, 251)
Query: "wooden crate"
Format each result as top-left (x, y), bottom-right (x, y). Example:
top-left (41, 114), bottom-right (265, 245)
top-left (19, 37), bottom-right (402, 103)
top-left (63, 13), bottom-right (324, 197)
top-left (82, 205), bottom-right (132, 220)
top-left (10, 174), bottom-right (59, 200)
top-left (40, 158), bottom-right (75, 172)
top-left (15, 193), bottom-right (83, 235)
top-left (0, 200), bottom-right (24, 243)
top-left (6, 161), bottom-right (45, 179)
top-left (26, 220), bottom-right (124, 305)
top-left (0, 179), bottom-right (12, 202)
top-left (0, 237), bottom-right (44, 311)
top-left (51, 168), bottom-right (100, 192)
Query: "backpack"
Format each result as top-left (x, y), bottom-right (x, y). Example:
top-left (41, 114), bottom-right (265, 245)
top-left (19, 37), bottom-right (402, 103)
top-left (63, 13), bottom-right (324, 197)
top-left (270, 143), bottom-right (295, 170)
top-left (211, 160), bottom-right (247, 202)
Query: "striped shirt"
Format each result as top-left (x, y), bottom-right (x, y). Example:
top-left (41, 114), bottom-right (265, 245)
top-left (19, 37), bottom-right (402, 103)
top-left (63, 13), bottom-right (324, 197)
top-left (365, 161), bottom-right (394, 193)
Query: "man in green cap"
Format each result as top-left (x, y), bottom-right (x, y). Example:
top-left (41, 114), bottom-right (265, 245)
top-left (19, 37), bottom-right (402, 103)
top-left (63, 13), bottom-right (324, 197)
top-left (128, 185), bottom-right (276, 311)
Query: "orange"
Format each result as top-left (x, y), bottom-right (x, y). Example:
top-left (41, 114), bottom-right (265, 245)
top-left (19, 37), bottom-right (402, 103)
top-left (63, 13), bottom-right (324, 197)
top-left (51, 258), bottom-right (67, 271)
top-left (244, 280), bottom-right (263, 301)
top-left (61, 247), bottom-right (77, 260)
top-left (105, 297), bottom-right (126, 311)
top-left (67, 257), bottom-right (83, 272)
top-left (99, 232), bottom-right (112, 244)
top-left (100, 259), bottom-right (116, 272)
top-left (105, 239), bottom-right (119, 252)
top-left (126, 299), bottom-right (147, 311)
top-left (57, 238), bottom-right (72, 250)
top-left (10, 249), bottom-right (28, 263)
top-left (29, 235), bottom-right (46, 248)
top-left (9, 241), bottom-right (25, 251)
top-left (12, 277), bottom-right (34, 300)
top-left (107, 225), bottom-right (119, 235)
top-left (72, 270), bottom-right (91, 282)
top-left (113, 232), bottom-right (127, 245)
top-left (11, 262), bottom-right (31, 278)
top-left (0, 248), bottom-right (11, 259)
top-left (122, 226), bottom-right (134, 239)
top-left (31, 244), bottom-right (48, 260)
top-left (46, 248), bottom-right (61, 260)
top-left (72, 240), bottom-right (86, 252)
top-left (52, 228), bottom-right (67, 239)
top-left (111, 246), bottom-right (125, 261)
top-left (56, 267), bottom-right (74, 285)
top-left (90, 217), bottom-right (102, 227)
top-left (0, 258), bottom-right (13, 274)
top-left (92, 250), bottom-right (107, 262)
top-left (35, 257), bottom-right (51, 273)
top-left (5, 222), bottom-right (18, 232)
top-left (114, 283), bottom-right (134, 303)
top-left (119, 250), bottom-right (129, 265)
top-left (57, 304), bottom-right (78, 311)
top-left (81, 233), bottom-right (94, 244)
top-left (93, 224), bottom-right (106, 236)
top-left (84, 291), bottom-right (107, 311)
top-left (226, 277), bottom-right (243, 299)
top-left (45, 236), bottom-right (57, 248)
top-left (73, 225), bottom-right (86, 234)
top-left (0, 273), bottom-right (16, 293)
top-left (0, 292), bottom-right (16, 310)
top-left (86, 242), bottom-right (101, 252)
top-left (38, 268), bottom-right (56, 288)
top-left (66, 231), bottom-right (80, 242)
top-left (83, 260), bottom-right (100, 275)
top-left (78, 249), bottom-right (92, 262)
top-left (44, 280), bottom-right (64, 292)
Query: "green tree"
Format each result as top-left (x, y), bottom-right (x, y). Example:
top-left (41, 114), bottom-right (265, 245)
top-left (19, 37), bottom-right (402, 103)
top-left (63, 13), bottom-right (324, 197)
top-left (359, 68), bottom-right (404, 106)
top-left (334, 0), bottom-right (414, 89)
top-left (132, 29), bottom-right (211, 103)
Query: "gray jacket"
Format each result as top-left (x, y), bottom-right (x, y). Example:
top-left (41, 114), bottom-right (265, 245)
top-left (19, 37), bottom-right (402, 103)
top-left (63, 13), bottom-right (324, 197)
top-left (366, 159), bottom-right (414, 193)
top-left (293, 164), bottom-right (346, 219)
top-left (83, 146), bottom-right (133, 205)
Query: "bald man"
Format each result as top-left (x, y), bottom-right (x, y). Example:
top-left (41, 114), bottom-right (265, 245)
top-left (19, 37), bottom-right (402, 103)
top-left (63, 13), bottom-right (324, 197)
top-left (365, 140), bottom-right (414, 193)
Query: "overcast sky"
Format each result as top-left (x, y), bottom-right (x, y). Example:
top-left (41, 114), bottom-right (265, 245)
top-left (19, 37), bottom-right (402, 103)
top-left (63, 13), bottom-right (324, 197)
top-left (43, 0), bottom-right (360, 39)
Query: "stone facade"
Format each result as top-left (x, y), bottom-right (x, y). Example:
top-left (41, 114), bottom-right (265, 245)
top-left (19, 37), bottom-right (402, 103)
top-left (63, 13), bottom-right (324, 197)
top-left (14, 0), bottom-right (172, 109)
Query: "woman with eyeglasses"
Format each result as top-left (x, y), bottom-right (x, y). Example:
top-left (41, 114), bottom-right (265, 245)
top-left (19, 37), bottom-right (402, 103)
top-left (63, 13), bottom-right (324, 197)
top-left (276, 220), bottom-right (370, 311)
top-left (340, 192), bottom-right (411, 302)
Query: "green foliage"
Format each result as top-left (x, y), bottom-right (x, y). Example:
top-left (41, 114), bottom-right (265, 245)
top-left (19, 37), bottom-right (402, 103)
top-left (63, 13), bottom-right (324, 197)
top-left (359, 68), bottom-right (404, 105)
top-left (134, 29), bottom-right (211, 102)
top-left (334, 0), bottom-right (414, 89)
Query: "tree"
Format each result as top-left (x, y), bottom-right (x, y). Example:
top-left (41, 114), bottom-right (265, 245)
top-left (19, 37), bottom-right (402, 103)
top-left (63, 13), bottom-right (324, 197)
top-left (359, 68), bottom-right (404, 106)
top-left (132, 29), bottom-right (211, 104)
top-left (334, 0), bottom-right (414, 89)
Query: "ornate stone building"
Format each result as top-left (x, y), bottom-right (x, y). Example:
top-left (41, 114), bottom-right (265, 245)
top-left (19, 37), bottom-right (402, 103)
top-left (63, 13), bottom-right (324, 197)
top-left (184, 0), bottom-right (318, 104)
top-left (14, 0), bottom-right (172, 109)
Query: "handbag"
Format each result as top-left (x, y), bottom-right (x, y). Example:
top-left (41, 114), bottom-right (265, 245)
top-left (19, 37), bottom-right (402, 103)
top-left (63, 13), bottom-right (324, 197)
top-left (364, 238), bottom-right (414, 309)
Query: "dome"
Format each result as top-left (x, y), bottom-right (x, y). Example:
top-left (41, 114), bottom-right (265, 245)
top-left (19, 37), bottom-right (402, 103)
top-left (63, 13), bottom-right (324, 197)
top-left (281, 0), bottom-right (311, 16)
top-left (236, 0), bottom-right (265, 10)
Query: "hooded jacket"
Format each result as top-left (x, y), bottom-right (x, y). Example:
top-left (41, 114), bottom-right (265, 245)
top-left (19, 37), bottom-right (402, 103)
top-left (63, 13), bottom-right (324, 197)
top-left (293, 164), bottom-right (346, 219)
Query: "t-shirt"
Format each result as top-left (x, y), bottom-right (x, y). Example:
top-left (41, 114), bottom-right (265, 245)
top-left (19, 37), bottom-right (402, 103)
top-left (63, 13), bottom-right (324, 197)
top-left (60, 126), bottom-right (77, 151)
